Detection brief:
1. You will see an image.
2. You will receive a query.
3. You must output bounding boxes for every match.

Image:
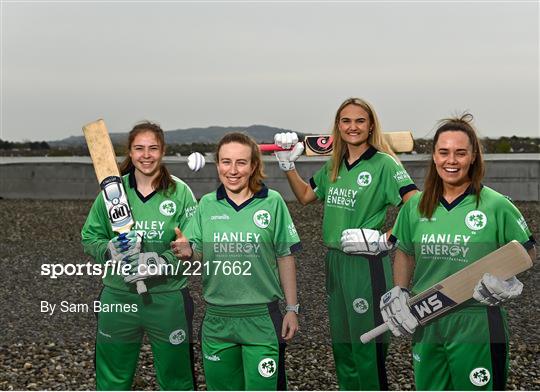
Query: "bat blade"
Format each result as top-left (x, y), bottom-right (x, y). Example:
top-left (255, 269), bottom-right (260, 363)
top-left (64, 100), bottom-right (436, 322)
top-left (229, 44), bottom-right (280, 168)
top-left (259, 131), bottom-right (414, 155)
top-left (83, 119), bottom-right (147, 295)
top-left (83, 119), bottom-right (133, 234)
top-left (360, 240), bottom-right (532, 343)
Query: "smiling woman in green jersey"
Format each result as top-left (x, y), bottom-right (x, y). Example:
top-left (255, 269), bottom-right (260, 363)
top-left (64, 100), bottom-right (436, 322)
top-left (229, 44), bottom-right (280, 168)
top-left (274, 98), bottom-right (418, 390)
top-left (380, 114), bottom-right (536, 390)
top-left (172, 132), bottom-right (300, 391)
top-left (81, 122), bottom-right (198, 390)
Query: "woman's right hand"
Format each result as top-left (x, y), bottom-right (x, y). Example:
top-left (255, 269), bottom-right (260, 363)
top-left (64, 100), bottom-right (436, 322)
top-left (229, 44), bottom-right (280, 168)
top-left (171, 227), bottom-right (193, 260)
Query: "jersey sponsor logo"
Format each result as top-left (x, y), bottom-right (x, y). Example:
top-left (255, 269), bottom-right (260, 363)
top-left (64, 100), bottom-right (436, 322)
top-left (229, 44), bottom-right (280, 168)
top-left (184, 205), bottom-right (197, 219)
top-left (469, 367), bottom-right (490, 386)
top-left (517, 216), bottom-right (529, 233)
top-left (169, 329), bottom-right (186, 345)
top-left (352, 298), bottom-right (369, 314)
top-left (409, 286), bottom-right (457, 323)
top-left (465, 210), bottom-right (487, 231)
top-left (159, 200), bottom-right (177, 216)
top-left (204, 353), bottom-right (221, 362)
top-left (288, 222), bottom-right (298, 237)
top-left (211, 214), bottom-right (230, 220)
top-left (258, 358), bottom-right (276, 378)
top-left (393, 169), bottom-right (411, 183)
top-left (253, 210), bottom-right (271, 228)
top-left (420, 233), bottom-right (471, 260)
top-left (134, 221), bottom-right (166, 240)
top-left (357, 171), bottom-right (372, 187)
top-left (326, 186), bottom-right (358, 209)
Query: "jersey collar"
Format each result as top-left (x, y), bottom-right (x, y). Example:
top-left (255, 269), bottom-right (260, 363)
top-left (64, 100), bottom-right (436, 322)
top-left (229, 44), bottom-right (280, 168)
top-left (128, 169), bottom-right (157, 203)
top-left (343, 145), bottom-right (377, 171)
top-left (216, 183), bottom-right (269, 211)
top-left (439, 184), bottom-right (482, 211)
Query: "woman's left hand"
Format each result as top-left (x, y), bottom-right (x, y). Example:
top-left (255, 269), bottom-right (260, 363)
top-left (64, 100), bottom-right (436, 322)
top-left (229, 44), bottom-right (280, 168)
top-left (281, 312), bottom-right (299, 341)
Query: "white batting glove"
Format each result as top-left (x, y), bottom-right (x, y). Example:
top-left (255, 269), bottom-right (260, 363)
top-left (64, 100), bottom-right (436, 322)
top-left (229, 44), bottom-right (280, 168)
top-left (473, 273), bottom-right (523, 306)
top-left (107, 230), bottom-right (142, 261)
top-left (380, 286), bottom-right (418, 337)
top-left (123, 252), bottom-right (168, 285)
top-left (274, 132), bottom-right (304, 171)
top-left (340, 229), bottom-right (394, 256)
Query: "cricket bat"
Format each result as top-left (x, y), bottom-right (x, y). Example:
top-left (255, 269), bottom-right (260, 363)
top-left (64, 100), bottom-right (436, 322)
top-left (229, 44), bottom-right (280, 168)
top-left (361, 240), bottom-right (532, 343)
top-left (82, 119), bottom-right (147, 295)
top-left (259, 131), bottom-right (414, 155)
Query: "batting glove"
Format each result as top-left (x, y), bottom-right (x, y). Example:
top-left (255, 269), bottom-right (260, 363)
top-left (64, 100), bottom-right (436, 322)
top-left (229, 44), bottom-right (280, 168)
top-left (123, 252), bottom-right (169, 285)
top-left (274, 132), bottom-right (304, 171)
top-left (473, 273), bottom-right (523, 306)
top-left (380, 286), bottom-right (418, 337)
top-left (340, 228), bottom-right (394, 256)
top-left (107, 230), bottom-right (142, 261)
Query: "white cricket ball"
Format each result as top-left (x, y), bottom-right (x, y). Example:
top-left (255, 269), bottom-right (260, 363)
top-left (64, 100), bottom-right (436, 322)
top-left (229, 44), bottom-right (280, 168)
top-left (187, 152), bottom-right (205, 172)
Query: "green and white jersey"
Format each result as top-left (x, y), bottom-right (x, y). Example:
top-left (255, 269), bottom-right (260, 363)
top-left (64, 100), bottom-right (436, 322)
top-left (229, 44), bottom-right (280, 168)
top-left (392, 186), bottom-right (535, 298)
top-left (185, 184), bottom-right (301, 306)
top-left (310, 146), bottom-right (417, 249)
top-left (82, 171), bottom-right (198, 293)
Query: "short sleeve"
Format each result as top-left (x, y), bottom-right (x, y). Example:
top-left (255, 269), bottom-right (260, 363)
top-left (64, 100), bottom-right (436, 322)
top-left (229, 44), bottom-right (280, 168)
top-left (382, 155), bottom-right (417, 206)
top-left (391, 197), bottom-right (415, 256)
top-left (273, 195), bottom-right (302, 258)
top-left (309, 161), bottom-right (331, 201)
top-left (184, 200), bottom-right (204, 254)
top-left (496, 197), bottom-right (535, 249)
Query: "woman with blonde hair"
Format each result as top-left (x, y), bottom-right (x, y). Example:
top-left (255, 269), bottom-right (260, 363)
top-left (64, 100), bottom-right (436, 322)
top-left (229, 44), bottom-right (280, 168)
top-left (274, 98), bottom-right (417, 390)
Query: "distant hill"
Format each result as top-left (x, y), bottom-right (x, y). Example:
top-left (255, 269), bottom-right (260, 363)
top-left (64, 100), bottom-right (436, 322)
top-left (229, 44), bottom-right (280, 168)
top-left (48, 125), bottom-right (305, 147)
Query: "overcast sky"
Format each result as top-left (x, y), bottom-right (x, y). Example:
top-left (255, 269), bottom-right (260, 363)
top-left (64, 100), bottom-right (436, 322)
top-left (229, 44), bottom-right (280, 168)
top-left (2, 1), bottom-right (538, 142)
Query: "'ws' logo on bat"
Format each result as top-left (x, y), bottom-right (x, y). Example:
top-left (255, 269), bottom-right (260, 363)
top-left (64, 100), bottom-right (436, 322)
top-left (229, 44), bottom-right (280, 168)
top-left (409, 286), bottom-right (457, 324)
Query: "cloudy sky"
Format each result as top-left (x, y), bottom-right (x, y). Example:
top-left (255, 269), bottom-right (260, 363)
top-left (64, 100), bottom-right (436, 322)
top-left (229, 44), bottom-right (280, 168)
top-left (2, 1), bottom-right (538, 142)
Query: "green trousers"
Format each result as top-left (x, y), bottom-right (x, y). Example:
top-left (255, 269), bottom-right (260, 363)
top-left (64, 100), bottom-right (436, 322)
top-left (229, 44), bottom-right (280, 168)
top-left (412, 305), bottom-right (509, 390)
top-left (95, 286), bottom-right (195, 390)
top-left (201, 301), bottom-right (286, 391)
top-left (325, 249), bottom-right (392, 390)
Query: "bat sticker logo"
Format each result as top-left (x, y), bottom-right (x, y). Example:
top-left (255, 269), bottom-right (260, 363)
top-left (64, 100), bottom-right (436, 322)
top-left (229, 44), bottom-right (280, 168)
top-left (304, 136), bottom-right (334, 154)
top-left (410, 288), bottom-right (457, 323)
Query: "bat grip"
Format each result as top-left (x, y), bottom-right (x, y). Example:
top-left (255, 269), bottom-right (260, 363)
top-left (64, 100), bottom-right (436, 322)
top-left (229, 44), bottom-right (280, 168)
top-left (360, 323), bottom-right (389, 344)
top-left (259, 144), bottom-right (286, 152)
top-left (136, 280), bottom-right (147, 295)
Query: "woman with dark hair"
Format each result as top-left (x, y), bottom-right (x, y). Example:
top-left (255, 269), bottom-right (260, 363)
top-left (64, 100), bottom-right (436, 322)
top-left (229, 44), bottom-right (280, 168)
top-left (380, 114), bottom-right (536, 390)
top-left (173, 132), bottom-right (300, 390)
top-left (82, 121), bottom-right (198, 390)
top-left (274, 98), bottom-right (417, 390)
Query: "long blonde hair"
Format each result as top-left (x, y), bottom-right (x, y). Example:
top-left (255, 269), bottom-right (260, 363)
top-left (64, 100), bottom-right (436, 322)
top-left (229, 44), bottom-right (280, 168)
top-left (330, 98), bottom-right (397, 182)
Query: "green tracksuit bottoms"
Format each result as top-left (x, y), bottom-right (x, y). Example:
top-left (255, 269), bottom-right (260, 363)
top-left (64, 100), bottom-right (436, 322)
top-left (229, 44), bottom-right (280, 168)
top-left (201, 301), bottom-right (287, 390)
top-left (95, 286), bottom-right (196, 390)
top-left (325, 249), bottom-right (392, 390)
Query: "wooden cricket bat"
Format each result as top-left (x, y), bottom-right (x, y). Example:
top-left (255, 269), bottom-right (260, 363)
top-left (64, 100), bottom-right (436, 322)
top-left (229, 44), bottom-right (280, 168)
top-left (83, 119), bottom-right (147, 295)
top-left (259, 131), bottom-right (414, 155)
top-left (361, 240), bottom-right (532, 343)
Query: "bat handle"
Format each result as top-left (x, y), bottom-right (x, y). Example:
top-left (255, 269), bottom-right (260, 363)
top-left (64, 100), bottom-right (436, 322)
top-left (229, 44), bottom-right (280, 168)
top-left (360, 323), bottom-right (389, 344)
top-left (259, 144), bottom-right (286, 152)
top-left (136, 280), bottom-right (147, 295)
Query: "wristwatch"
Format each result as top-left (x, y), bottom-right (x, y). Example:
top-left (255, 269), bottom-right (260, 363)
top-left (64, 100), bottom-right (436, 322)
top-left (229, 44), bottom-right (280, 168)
top-left (285, 304), bottom-right (300, 314)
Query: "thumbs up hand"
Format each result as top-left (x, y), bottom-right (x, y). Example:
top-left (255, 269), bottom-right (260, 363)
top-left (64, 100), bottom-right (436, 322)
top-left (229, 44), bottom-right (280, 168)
top-left (171, 227), bottom-right (193, 260)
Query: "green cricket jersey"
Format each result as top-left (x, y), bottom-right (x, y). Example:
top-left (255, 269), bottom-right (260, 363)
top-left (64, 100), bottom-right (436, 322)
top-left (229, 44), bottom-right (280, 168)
top-left (392, 186), bottom-right (535, 297)
top-left (81, 171), bottom-right (198, 293)
top-left (185, 184), bottom-right (301, 306)
top-left (310, 146), bottom-right (417, 249)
